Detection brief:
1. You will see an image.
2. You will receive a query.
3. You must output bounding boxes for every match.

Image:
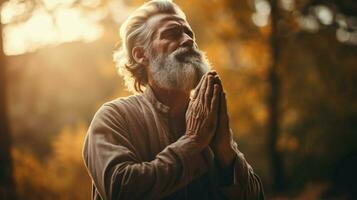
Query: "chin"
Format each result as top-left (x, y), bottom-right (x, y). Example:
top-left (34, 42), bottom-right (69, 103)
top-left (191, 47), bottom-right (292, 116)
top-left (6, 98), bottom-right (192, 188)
top-left (180, 61), bottom-right (209, 92)
top-left (161, 72), bottom-right (195, 93)
top-left (150, 51), bottom-right (210, 93)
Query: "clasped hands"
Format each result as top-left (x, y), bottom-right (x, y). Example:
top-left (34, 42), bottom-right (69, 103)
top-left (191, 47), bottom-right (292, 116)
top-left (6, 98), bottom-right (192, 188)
top-left (185, 70), bottom-right (236, 168)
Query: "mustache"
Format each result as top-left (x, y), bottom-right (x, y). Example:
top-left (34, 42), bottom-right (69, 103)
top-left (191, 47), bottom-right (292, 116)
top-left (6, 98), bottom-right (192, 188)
top-left (173, 46), bottom-right (202, 62)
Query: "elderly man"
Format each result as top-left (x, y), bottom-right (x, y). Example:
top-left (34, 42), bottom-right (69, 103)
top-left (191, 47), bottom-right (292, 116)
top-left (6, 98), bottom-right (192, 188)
top-left (83, 0), bottom-right (264, 199)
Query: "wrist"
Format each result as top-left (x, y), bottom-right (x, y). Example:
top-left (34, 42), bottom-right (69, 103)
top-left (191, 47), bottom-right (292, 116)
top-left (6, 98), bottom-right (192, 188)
top-left (185, 133), bottom-right (206, 152)
top-left (215, 145), bottom-right (236, 168)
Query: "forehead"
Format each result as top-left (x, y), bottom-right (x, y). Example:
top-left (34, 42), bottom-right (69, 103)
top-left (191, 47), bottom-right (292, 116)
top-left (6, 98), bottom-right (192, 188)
top-left (147, 13), bottom-right (191, 33)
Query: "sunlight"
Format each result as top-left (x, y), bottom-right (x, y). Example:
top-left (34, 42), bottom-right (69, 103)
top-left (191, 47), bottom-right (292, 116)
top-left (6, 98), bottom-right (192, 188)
top-left (82, 0), bottom-right (101, 8)
top-left (298, 15), bottom-right (319, 33)
top-left (315, 5), bottom-right (333, 25)
top-left (42, 0), bottom-right (60, 10)
top-left (3, 8), bottom-right (57, 55)
top-left (336, 14), bottom-right (347, 29)
top-left (255, 0), bottom-right (271, 16)
top-left (0, 1), bottom-right (113, 56)
top-left (3, 26), bottom-right (27, 55)
top-left (252, 13), bottom-right (269, 27)
top-left (0, 1), bottom-right (27, 24)
top-left (24, 9), bottom-right (58, 46)
top-left (55, 8), bottom-right (103, 42)
top-left (336, 28), bottom-right (350, 43)
top-left (252, 0), bottom-right (270, 27)
top-left (280, 0), bottom-right (295, 11)
top-left (42, 0), bottom-right (76, 9)
top-left (336, 28), bottom-right (357, 45)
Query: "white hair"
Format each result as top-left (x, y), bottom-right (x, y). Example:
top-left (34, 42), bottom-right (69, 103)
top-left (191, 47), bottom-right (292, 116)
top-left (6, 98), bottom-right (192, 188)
top-left (149, 47), bottom-right (210, 92)
top-left (113, 0), bottom-right (186, 93)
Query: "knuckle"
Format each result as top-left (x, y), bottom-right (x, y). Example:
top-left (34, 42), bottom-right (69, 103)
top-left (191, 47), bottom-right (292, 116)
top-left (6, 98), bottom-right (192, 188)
top-left (205, 93), bottom-right (209, 99)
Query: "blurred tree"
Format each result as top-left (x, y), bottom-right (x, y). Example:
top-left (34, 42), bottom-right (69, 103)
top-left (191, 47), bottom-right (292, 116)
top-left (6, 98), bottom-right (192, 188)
top-left (0, 0), bottom-right (16, 199)
top-left (13, 123), bottom-right (91, 200)
top-left (267, 0), bottom-right (287, 192)
top-left (266, 0), bottom-right (357, 193)
top-left (2, 0), bottom-right (127, 157)
top-left (1, 0), bottom-right (356, 198)
top-left (269, 0), bottom-right (357, 195)
top-left (195, 0), bottom-right (357, 195)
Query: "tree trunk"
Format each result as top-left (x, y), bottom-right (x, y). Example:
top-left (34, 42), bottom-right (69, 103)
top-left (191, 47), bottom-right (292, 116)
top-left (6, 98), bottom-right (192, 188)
top-left (267, 0), bottom-right (286, 192)
top-left (0, 2), bottom-right (17, 199)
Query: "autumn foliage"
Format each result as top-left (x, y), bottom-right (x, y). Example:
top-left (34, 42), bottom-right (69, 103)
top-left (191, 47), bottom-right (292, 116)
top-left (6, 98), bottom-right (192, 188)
top-left (1, 0), bottom-right (356, 199)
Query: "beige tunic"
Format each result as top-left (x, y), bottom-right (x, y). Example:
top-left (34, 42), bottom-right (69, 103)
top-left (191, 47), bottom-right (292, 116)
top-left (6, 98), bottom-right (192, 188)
top-left (82, 87), bottom-right (264, 200)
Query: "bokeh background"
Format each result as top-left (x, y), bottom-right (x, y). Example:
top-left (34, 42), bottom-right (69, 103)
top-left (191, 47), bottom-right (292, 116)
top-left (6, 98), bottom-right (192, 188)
top-left (0, 0), bottom-right (356, 199)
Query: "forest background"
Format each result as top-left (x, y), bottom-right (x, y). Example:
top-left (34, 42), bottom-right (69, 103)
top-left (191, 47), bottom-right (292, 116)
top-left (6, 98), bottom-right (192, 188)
top-left (0, 0), bottom-right (356, 199)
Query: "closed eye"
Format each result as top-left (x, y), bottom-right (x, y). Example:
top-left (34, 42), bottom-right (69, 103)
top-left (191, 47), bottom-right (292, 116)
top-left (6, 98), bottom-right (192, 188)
top-left (161, 27), bottom-right (181, 39)
top-left (183, 27), bottom-right (194, 39)
top-left (160, 25), bottom-right (194, 40)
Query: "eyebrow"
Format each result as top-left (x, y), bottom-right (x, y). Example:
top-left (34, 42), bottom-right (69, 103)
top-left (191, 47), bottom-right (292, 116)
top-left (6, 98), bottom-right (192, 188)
top-left (150, 15), bottom-right (189, 40)
top-left (160, 24), bottom-right (194, 38)
top-left (159, 15), bottom-right (186, 23)
top-left (162, 23), bottom-right (182, 33)
top-left (159, 25), bottom-right (180, 38)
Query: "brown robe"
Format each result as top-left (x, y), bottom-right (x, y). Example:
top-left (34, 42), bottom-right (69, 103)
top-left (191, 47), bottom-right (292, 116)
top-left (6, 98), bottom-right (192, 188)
top-left (83, 86), bottom-right (264, 200)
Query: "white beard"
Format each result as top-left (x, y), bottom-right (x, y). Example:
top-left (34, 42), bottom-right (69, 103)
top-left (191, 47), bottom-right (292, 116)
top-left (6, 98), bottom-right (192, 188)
top-left (149, 47), bottom-right (210, 92)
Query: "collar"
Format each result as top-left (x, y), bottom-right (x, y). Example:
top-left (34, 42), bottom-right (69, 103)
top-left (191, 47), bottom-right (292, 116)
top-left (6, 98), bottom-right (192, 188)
top-left (143, 86), bottom-right (170, 115)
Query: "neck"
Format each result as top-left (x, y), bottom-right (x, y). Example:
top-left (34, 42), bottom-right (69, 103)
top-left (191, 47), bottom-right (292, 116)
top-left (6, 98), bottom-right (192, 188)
top-left (150, 83), bottom-right (190, 119)
top-left (149, 83), bottom-right (191, 139)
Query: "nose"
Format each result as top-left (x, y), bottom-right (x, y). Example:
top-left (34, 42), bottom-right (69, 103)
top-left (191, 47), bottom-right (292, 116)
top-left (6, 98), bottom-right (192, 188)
top-left (180, 33), bottom-right (194, 48)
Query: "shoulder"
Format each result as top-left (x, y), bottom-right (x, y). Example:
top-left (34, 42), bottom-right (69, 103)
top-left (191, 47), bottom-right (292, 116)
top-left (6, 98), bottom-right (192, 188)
top-left (92, 94), bottom-right (146, 123)
top-left (87, 95), bottom-right (145, 138)
top-left (103, 94), bottom-right (145, 115)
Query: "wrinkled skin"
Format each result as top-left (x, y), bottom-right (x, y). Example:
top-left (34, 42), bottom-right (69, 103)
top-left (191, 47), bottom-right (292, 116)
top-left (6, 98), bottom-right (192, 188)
top-left (211, 81), bottom-right (235, 167)
top-left (185, 71), bottom-right (221, 151)
top-left (186, 70), bottom-right (235, 167)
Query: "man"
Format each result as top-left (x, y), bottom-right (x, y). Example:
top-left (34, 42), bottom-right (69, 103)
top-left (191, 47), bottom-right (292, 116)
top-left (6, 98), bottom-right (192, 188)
top-left (83, 0), bottom-right (264, 199)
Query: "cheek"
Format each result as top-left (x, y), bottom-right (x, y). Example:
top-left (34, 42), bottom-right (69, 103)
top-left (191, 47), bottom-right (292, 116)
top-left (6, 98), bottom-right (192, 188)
top-left (167, 42), bottom-right (180, 53)
top-left (152, 40), bottom-right (180, 55)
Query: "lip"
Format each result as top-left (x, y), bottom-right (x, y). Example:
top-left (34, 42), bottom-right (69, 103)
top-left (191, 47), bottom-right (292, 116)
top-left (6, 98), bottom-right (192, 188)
top-left (174, 48), bottom-right (201, 62)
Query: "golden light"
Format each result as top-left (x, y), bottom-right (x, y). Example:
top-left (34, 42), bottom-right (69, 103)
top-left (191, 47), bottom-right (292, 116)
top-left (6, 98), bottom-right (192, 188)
top-left (0, 0), bottom-right (27, 24)
top-left (280, 0), bottom-right (295, 11)
top-left (54, 7), bottom-right (103, 42)
top-left (252, 0), bottom-right (271, 27)
top-left (0, 1), bottom-right (109, 56)
top-left (315, 5), bottom-right (333, 25)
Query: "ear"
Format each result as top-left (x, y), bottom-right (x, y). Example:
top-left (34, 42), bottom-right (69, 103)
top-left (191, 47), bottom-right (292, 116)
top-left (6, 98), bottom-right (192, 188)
top-left (132, 46), bottom-right (149, 66)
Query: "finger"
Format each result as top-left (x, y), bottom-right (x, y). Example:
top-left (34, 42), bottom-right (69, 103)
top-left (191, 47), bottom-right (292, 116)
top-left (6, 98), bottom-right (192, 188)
top-left (207, 84), bottom-right (220, 135)
top-left (219, 91), bottom-right (229, 126)
top-left (199, 74), bottom-right (209, 102)
top-left (192, 74), bottom-right (206, 99)
top-left (221, 92), bottom-right (227, 116)
top-left (214, 74), bottom-right (222, 85)
top-left (210, 73), bottom-right (222, 87)
top-left (201, 70), bottom-right (216, 89)
top-left (205, 75), bottom-right (214, 108)
top-left (211, 84), bottom-right (221, 114)
top-left (207, 70), bottom-right (217, 76)
top-left (197, 70), bottom-right (217, 100)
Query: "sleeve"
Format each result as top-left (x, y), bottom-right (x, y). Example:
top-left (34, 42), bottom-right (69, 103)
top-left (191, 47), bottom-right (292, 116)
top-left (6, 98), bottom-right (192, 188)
top-left (82, 104), bottom-right (210, 200)
top-left (213, 130), bottom-right (265, 200)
